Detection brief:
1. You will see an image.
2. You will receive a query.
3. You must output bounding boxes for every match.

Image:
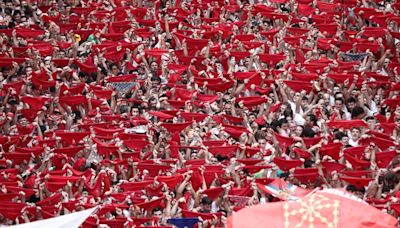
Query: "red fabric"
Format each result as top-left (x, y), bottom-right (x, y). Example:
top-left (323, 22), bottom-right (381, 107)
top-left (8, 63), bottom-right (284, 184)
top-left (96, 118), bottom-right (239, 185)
top-left (180, 112), bottom-right (209, 122)
top-left (202, 187), bottom-right (224, 200)
top-left (222, 124), bottom-right (249, 139)
top-left (181, 210), bottom-right (222, 220)
top-left (119, 180), bottom-right (153, 192)
top-left (273, 133), bottom-right (294, 149)
top-left (241, 165), bottom-right (272, 174)
top-left (123, 140), bottom-right (150, 151)
top-left (343, 154), bottom-right (371, 170)
top-left (273, 157), bottom-right (303, 171)
top-left (59, 95), bottom-right (88, 107)
top-left (320, 143), bottom-right (342, 161)
top-left (326, 120), bottom-right (368, 129)
top-left (235, 96), bottom-right (268, 108)
top-left (157, 175), bottom-right (184, 189)
top-left (375, 151), bottom-right (397, 168)
top-left (85, 172), bottom-right (106, 198)
top-left (55, 131), bottom-right (90, 144)
top-left (196, 94), bottom-right (219, 103)
top-left (21, 96), bottom-right (51, 109)
top-left (258, 54), bottom-right (286, 65)
top-left (321, 162), bottom-right (346, 174)
top-left (293, 148), bottom-right (311, 160)
top-left (284, 80), bottom-right (312, 92)
top-left (339, 170), bottom-right (373, 177)
top-left (136, 196), bottom-right (165, 211)
top-left (359, 133), bottom-right (395, 150)
top-left (228, 190), bottom-right (397, 228)
top-left (293, 172), bottom-right (319, 184)
top-left (208, 145), bottom-right (238, 156)
top-left (161, 122), bottom-right (192, 133)
top-left (54, 146), bottom-right (84, 157)
top-left (137, 163), bottom-right (172, 176)
top-left (205, 81), bottom-right (234, 92)
top-left (20, 109), bottom-right (41, 122)
top-left (149, 111), bottom-right (174, 120)
top-left (236, 159), bottom-right (263, 166)
top-left (340, 176), bottom-right (374, 188)
top-left (222, 114), bottom-right (244, 124)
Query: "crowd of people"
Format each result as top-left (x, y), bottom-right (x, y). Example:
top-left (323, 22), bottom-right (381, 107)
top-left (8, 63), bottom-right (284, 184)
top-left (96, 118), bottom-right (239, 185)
top-left (0, 0), bottom-right (399, 227)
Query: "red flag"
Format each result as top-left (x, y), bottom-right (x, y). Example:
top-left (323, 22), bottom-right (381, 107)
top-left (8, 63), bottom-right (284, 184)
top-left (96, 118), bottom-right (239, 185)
top-left (228, 189), bottom-right (397, 228)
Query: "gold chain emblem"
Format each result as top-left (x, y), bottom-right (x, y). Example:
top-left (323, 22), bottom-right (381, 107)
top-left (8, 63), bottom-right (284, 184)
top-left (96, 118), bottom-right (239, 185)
top-left (284, 194), bottom-right (340, 228)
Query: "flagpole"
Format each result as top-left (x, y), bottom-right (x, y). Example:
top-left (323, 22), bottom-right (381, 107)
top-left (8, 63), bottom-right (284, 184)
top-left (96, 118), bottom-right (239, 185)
top-left (305, 187), bottom-right (320, 197)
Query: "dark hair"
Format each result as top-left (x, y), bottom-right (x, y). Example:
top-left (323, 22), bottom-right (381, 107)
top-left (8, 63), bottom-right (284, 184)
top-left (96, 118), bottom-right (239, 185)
top-left (254, 130), bottom-right (267, 141)
top-left (303, 127), bottom-right (316, 137)
top-left (334, 97), bottom-right (344, 104)
top-left (304, 160), bottom-right (314, 168)
top-left (17, 115), bottom-right (25, 121)
top-left (278, 118), bottom-right (288, 128)
top-left (296, 125), bottom-right (305, 137)
top-left (152, 207), bottom-right (162, 213)
top-left (283, 108), bottom-right (293, 119)
top-left (151, 76), bottom-right (161, 83)
top-left (306, 114), bottom-right (317, 125)
top-left (334, 131), bottom-right (346, 140)
top-left (201, 196), bottom-right (212, 205)
top-left (351, 106), bottom-right (365, 119)
top-left (346, 185), bottom-right (365, 193)
top-left (346, 97), bottom-right (356, 104)
top-left (365, 116), bottom-right (375, 121)
top-left (382, 173), bottom-right (398, 193)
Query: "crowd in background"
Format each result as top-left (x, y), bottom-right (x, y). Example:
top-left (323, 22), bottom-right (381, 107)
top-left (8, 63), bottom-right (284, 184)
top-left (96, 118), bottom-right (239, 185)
top-left (0, 0), bottom-right (400, 227)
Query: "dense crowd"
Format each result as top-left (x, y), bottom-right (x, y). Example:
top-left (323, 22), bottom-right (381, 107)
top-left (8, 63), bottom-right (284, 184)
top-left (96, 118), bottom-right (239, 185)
top-left (0, 0), bottom-right (399, 227)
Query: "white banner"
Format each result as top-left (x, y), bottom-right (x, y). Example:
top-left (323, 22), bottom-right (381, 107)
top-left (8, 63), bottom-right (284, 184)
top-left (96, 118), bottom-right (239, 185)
top-left (6, 207), bottom-right (97, 228)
